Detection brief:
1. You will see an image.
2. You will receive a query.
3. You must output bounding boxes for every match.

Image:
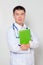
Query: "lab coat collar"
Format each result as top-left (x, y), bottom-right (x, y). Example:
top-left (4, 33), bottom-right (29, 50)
top-left (14, 22), bottom-right (26, 30)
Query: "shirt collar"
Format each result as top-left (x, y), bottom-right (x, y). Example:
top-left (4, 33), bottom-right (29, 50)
top-left (14, 22), bottom-right (26, 30)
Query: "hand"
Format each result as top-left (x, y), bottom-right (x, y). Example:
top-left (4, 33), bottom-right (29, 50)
top-left (20, 44), bottom-right (30, 51)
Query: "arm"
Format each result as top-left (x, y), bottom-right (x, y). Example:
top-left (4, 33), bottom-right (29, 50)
top-left (20, 29), bottom-right (39, 50)
top-left (7, 27), bottom-right (20, 53)
top-left (30, 31), bottom-right (39, 49)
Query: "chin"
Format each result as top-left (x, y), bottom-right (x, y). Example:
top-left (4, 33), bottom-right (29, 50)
top-left (18, 22), bottom-right (23, 25)
top-left (18, 21), bottom-right (23, 24)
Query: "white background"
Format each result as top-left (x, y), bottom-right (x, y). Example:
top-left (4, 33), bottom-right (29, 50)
top-left (0, 0), bottom-right (43, 65)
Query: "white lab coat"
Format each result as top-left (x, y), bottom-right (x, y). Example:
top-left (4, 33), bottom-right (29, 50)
top-left (7, 22), bottom-right (39, 65)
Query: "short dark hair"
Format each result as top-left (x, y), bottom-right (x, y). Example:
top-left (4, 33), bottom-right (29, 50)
top-left (13, 5), bottom-right (26, 13)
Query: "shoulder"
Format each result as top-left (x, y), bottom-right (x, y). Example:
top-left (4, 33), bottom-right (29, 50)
top-left (8, 23), bottom-right (14, 31)
top-left (24, 24), bottom-right (30, 29)
top-left (7, 23), bottom-right (14, 35)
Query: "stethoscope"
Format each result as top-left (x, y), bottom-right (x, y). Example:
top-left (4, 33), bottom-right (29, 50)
top-left (13, 23), bottom-right (19, 38)
top-left (13, 23), bottom-right (28, 38)
top-left (12, 23), bottom-right (32, 49)
top-left (13, 23), bottom-right (28, 46)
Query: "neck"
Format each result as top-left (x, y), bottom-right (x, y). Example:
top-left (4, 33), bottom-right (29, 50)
top-left (16, 22), bottom-right (24, 26)
top-left (19, 23), bottom-right (24, 26)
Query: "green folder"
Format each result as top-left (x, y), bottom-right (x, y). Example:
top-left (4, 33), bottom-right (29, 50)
top-left (19, 29), bottom-right (31, 44)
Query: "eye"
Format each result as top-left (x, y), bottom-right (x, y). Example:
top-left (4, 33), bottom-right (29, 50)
top-left (16, 13), bottom-right (19, 16)
top-left (21, 13), bottom-right (24, 15)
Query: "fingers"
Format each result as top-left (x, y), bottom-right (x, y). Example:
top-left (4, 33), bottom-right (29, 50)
top-left (20, 44), bottom-right (30, 50)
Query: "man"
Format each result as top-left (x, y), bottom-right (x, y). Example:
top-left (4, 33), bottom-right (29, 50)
top-left (7, 5), bottom-right (39, 65)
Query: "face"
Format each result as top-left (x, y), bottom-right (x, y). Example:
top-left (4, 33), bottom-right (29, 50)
top-left (13, 10), bottom-right (26, 26)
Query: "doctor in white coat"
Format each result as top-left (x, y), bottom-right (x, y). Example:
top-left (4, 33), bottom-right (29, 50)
top-left (7, 6), bottom-right (39, 65)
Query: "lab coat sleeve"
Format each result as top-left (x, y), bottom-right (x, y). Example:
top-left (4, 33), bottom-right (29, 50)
top-left (29, 31), bottom-right (39, 49)
top-left (7, 27), bottom-right (20, 53)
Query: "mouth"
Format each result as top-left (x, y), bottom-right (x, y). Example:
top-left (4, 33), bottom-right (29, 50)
top-left (18, 19), bottom-right (22, 21)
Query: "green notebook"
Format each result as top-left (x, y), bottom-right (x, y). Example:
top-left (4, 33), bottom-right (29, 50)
top-left (19, 29), bottom-right (31, 44)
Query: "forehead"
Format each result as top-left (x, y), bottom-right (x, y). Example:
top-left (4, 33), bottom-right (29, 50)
top-left (14, 10), bottom-right (25, 13)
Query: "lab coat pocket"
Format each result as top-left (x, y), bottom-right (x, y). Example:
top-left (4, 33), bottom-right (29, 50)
top-left (25, 53), bottom-right (33, 65)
